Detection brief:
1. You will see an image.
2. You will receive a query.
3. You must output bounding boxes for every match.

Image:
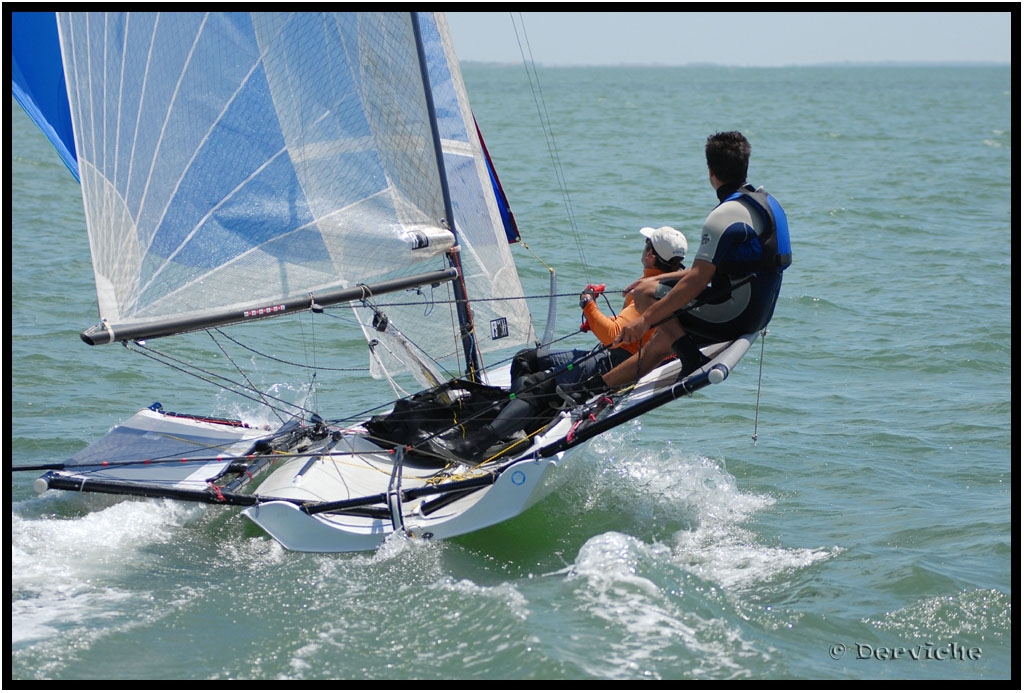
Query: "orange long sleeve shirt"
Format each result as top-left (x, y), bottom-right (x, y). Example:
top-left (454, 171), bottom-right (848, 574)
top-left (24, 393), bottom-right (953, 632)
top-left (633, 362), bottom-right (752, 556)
top-left (581, 267), bottom-right (665, 355)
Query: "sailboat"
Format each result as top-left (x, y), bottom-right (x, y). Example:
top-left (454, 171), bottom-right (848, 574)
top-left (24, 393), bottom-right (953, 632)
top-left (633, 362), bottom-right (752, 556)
top-left (12, 11), bottom-right (759, 552)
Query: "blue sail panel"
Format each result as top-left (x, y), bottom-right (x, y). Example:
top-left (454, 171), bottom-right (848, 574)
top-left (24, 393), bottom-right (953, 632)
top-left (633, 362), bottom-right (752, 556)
top-left (47, 12), bottom-right (456, 328)
top-left (480, 127), bottom-right (521, 244)
top-left (11, 12), bottom-right (78, 180)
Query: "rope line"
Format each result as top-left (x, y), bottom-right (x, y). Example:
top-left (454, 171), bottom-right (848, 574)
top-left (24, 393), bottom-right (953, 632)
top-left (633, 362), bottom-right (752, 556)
top-left (752, 328), bottom-right (768, 445)
top-left (509, 12), bottom-right (590, 281)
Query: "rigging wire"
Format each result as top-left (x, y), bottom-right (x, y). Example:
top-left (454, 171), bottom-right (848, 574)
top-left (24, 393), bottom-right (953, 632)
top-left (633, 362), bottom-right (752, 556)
top-left (751, 328), bottom-right (769, 445)
top-left (127, 340), bottom-right (315, 422)
top-left (128, 338), bottom-right (399, 428)
top-left (329, 289), bottom-right (604, 311)
top-left (121, 288), bottom-right (591, 437)
top-left (213, 328), bottom-right (370, 373)
top-left (208, 330), bottom-right (287, 426)
top-left (356, 289), bottom-right (465, 385)
top-left (509, 12), bottom-right (590, 282)
top-left (305, 300), bottom-right (320, 414)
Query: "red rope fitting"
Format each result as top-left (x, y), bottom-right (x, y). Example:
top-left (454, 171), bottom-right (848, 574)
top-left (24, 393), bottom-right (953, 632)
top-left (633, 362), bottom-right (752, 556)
top-left (207, 482), bottom-right (226, 502)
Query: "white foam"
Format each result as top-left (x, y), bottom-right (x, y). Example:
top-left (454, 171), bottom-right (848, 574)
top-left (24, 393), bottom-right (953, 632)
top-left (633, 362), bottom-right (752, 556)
top-left (580, 431), bottom-right (838, 592)
top-left (9, 498), bottom-right (202, 645)
top-left (671, 521), bottom-right (839, 592)
top-left (566, 531), bottom-right (765, 678)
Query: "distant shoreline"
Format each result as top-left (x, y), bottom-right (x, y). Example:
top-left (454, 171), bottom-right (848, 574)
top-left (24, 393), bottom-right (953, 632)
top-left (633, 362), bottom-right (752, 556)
top-left (460, 60), bottom-right (1011, 69)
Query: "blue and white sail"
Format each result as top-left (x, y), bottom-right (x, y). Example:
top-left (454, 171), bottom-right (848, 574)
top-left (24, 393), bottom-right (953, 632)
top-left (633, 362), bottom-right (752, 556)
top-left (13, 12), bottom-right (534, 382)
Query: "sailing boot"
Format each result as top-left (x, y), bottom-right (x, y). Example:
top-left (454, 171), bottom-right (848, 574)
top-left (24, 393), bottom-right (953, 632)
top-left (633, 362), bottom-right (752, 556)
top-left (429, 397), bottom-right (537, 463)
top-left (557, 373), bottom-right (609, 405)
top-left (671, 335), bottom-right (710, 376)
top-left (427, 425), bottom-right (498, 463)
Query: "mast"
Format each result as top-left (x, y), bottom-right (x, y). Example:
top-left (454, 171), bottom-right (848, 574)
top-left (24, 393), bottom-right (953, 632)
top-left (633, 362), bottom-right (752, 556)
top-left (410, 12), bottom-right (482, 382)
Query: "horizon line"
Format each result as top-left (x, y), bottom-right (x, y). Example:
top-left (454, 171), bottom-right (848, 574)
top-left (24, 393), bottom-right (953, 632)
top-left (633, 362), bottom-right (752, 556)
top-left (460, 59), bottom-right (1011, 69)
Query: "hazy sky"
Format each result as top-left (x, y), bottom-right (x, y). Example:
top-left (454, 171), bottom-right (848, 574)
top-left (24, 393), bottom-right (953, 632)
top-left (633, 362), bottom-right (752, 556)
top-left (445, 12), bottom-right (1012, 67)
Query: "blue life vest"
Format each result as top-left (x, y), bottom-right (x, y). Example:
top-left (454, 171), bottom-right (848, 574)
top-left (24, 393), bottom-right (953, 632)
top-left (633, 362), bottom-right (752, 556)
top-left (723, 185), bottom-right (792, 274)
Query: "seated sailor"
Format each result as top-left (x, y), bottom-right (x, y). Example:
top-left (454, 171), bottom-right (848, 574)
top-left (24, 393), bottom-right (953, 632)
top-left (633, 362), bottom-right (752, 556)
top-left (432, 226), bottom-right (689, 463)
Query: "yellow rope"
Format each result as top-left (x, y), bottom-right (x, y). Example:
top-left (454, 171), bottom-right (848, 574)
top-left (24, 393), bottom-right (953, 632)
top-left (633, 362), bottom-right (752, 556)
top-left (518, 240), bottom-right (555, 274)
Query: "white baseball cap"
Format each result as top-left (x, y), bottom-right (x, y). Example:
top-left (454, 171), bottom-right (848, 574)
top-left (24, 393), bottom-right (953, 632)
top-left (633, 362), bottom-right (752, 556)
top-left (640, 226), bottom-right (688, 261)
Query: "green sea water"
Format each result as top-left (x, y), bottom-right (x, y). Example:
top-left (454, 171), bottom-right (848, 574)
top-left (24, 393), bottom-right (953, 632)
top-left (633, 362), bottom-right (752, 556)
top-left (9, 63), bottom-right (1013, 681)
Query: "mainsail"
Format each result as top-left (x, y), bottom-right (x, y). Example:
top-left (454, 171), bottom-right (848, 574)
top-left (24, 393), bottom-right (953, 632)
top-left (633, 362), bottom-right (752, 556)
top-left (13, 12), bottom-right (534, 382)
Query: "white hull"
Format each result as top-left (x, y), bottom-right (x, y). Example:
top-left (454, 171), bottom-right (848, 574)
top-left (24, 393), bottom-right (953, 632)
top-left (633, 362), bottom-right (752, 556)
top-left (243, 417), bottom-right (574, 552)
top-left (241, 333), bottom-right (756, 552)
top-left (32, 333), bottom-right (755, 553)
